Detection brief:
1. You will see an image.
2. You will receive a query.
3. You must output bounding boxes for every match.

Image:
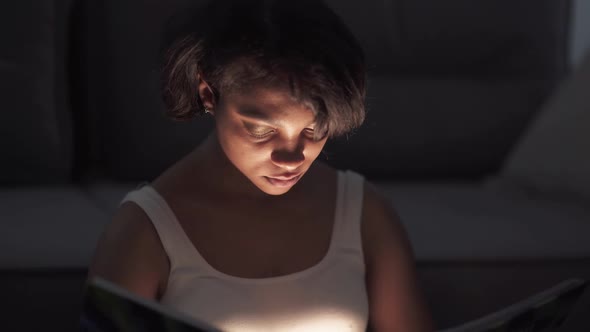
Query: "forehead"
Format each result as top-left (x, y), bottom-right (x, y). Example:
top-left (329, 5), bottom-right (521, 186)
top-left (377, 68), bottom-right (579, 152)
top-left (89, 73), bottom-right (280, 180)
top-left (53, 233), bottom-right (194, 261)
top-left (224, 85), bottom-right (316, 123)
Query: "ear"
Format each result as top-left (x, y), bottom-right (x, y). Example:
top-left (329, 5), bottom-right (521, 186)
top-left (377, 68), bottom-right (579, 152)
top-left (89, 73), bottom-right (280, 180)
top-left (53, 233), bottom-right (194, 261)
top-left (197, 74), bottom-right (216, 112)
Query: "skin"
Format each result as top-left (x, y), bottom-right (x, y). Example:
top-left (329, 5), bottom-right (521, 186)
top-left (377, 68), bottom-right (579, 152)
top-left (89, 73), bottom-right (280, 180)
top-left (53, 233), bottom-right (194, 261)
top-left (86, 74), bottom-right (434, 331)
top-left (194, 78), bottom-right (330, 200)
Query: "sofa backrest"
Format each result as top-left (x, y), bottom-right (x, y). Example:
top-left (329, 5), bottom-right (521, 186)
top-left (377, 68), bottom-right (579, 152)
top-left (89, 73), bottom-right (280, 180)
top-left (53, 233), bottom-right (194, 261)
top-left (76, 0), bottom-right (571, 182)
top-left (322, 0), bottom-right (571, 179)
top-left (0, 1), bottom-right (75, 184)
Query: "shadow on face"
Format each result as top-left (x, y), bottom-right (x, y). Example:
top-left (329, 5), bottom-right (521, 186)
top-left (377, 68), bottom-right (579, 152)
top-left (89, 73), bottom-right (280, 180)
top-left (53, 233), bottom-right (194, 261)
top-left (212, 86), bottom-right (329, 196)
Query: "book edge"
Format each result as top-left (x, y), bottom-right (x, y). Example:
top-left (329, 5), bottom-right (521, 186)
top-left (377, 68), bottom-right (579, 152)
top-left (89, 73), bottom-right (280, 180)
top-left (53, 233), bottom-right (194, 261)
top-left (438, 278), bottom-right (586, 332)
top-left (85, 276), bottom-right (221, 332)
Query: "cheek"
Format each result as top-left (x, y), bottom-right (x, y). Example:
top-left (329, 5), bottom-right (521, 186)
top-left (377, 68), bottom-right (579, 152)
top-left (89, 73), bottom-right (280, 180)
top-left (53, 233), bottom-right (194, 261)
top-left (229, 143), bottom-right (269, 168)
top-left (217, 122), bottom-right (327, 172)
top-left (303, 139), bottom-right (328, 161)
top-left (217, 127), bottom-right (269, 170)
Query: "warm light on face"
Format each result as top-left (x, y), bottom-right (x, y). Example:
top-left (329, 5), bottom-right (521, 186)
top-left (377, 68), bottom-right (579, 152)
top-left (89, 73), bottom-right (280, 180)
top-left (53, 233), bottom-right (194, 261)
top-left (213, 87), bottom-right (329, 196)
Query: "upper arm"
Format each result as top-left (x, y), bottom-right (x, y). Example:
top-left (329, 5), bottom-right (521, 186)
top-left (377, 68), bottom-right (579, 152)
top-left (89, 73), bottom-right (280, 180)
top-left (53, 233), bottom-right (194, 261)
top-left (362, 182), bottom-right (434, 332)
top-left (85, 202), bottom-right (170, 301)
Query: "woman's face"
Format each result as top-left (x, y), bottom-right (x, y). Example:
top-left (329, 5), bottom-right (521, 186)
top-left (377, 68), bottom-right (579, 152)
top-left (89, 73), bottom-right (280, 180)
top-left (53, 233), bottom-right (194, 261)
top-left (211, 86), bottom-right (329, 196)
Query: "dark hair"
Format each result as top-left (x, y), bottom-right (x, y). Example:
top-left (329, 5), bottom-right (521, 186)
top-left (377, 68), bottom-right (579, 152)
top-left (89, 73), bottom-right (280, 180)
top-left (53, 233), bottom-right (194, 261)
top-left (160, 0), bottom-right (366, 140)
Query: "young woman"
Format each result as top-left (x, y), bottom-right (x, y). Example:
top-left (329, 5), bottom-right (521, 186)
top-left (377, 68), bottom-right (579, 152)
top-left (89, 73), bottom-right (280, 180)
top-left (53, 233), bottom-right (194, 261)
top-left (86, 0), bottom-right (434, 331)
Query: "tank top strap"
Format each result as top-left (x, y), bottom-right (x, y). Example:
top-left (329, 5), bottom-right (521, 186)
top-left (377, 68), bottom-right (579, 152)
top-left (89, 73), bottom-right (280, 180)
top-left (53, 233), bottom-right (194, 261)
top-left (331, 169), bottom-right (366, 264)
top-left (119, 184), bottom-right (198, 269)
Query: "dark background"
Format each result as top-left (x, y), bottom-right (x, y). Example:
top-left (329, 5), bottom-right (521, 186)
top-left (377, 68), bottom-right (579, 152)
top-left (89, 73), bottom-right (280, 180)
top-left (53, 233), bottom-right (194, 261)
top-left (1, 0), bottom-right (589, 331)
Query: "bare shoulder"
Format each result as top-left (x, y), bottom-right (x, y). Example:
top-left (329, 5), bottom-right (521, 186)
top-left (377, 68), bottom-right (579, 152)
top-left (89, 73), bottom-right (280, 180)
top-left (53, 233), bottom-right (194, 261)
top-left (86, 201), bottom-right (170, 301)
top-left (360, 179), bottom-right (435, 331)
top-left (361, 180), bottom-right (409, 253)
top-left (360, 178), bottom-right (416, 277)
top-left (360, 180), bottom-right (413, 275)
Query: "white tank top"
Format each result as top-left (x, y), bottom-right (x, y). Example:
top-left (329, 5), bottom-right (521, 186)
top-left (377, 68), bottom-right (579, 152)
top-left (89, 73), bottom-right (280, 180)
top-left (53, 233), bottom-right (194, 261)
top-left (120, 169), bottom-right (369, 332)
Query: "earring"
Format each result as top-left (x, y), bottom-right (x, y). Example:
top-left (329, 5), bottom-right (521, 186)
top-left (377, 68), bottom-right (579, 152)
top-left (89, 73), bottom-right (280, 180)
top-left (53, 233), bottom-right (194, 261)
top-left (204, 107), bottom-right (212, 114)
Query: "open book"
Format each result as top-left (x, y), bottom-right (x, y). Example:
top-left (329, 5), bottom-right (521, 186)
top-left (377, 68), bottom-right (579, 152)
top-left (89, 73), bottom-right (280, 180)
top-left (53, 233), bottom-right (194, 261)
top-left (80, 277), bottom-right (221, 332)
top-left (440, 278), bottom-right (588, 332)
top-left (81, 276), bottom-right (587, 332)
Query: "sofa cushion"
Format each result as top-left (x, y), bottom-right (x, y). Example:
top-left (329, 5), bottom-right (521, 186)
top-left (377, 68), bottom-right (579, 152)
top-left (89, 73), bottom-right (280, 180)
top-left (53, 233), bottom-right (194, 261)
top-left (0, 1), bottom-right (73, 184)
top-left (82, 180), bottom-right (142, 216)
top-left (499, 52), bottom-right (590, 202)
top-left (0, 187), bottom-right (109, 269)
top-left (4, 178), bottom-right (588, 270)
top-left (374, 181), bottom-right (590, 261)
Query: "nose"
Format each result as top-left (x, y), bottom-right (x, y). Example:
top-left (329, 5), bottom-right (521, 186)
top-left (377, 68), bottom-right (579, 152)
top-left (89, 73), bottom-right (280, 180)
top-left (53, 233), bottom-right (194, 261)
top-left (271, 145), bottom-right (305, 171)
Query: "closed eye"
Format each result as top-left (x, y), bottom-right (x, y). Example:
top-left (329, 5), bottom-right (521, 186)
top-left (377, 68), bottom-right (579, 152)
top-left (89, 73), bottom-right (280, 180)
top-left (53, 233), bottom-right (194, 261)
top-left (307, 126), bottom-right (329, 141)
top-left (244, 123), bottom-right (275, 138)
top-left (304, 128), bottom-right (319, 139)
top-left (244, 123), bottom-right (321, 141)
top-left (248, 130), bottom-right (275, 139)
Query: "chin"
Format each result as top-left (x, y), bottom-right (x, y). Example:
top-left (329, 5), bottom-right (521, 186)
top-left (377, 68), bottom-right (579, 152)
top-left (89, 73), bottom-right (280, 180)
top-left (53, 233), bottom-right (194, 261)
top-left (264, 189), bottom-right (290, 196)
top-left (259, 182), bottom-right (292, 196)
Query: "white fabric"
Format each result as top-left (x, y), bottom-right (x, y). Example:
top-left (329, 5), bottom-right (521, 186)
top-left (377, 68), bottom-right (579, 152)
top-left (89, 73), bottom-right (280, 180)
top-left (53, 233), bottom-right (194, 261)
top-left (120, 169), bottom-right (369, 332)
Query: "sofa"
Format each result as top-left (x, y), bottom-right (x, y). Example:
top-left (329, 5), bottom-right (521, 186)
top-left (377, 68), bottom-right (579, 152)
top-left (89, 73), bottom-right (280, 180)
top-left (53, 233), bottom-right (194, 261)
top-left (2, 0), bottom-right (589, 331)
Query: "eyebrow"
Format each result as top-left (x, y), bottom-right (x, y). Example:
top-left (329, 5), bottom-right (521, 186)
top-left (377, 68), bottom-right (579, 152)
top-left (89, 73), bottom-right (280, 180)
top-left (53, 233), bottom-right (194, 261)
top-left (237, 107), bottom-right (316, 127)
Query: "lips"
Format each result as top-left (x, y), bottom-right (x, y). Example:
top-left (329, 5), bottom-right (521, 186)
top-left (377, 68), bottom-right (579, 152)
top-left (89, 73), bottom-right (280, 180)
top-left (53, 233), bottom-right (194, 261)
top-left (267, 173), bottom-right (301, 181)
top-left (264, 173), bottom-right (302, 187)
